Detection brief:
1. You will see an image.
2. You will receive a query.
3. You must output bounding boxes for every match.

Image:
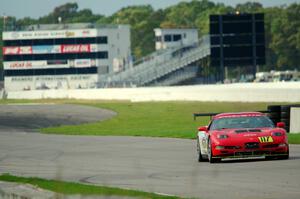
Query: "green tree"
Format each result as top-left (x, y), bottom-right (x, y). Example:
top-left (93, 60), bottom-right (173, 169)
top-left (236, 1), bottom-right (263, 13)
top-left (97, 5), bottom-right (156, 59)
top-left (268, 3), bottom-right (300, 69)
top-left (39, 3), bottom-right (79, 23)
top-left (1, 16), bottom-right (17, 72)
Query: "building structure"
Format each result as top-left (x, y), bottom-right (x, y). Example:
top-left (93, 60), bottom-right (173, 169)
top-left (154, 28), bottom-right (198, 50)
top-left (2, 23), bottom-right (131, 91)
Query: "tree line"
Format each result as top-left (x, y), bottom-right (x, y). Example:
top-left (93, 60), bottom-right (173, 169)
top-left (1, 0), bottom-right (300, 71)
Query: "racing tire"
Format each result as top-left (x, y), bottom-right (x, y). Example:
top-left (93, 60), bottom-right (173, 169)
top-left (280, 111), bottom-right (290, 118)
top-left (267, 112), bottom-right (281, 119)
top-left (267, 105), bottom-right (281, 113)
top-left (280, 105), bottom-right (291, 113)
top-left (279, 148), bottom-right (289, 160)
top-left (279, 154), bottom-right (289, 160)
top-left (197, 139), bottom-right (206, 162)
top-left (207, 138), bottom-right (221, 163)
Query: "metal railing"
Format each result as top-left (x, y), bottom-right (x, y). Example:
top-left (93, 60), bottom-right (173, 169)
top-left (100, 35), bottom-right (211, 87)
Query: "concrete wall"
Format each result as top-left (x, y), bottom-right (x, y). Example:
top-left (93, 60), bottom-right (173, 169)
top-left (290, 107), bottom-right (300, 133)
top-left (6, 82), bottom-right (300, 102)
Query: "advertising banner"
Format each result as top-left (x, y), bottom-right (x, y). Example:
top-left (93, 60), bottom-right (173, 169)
top-left (47, 60), bottom-right (68, 65)
top-left (32, 45), bottom-right (60, 54)
top-left (61, 44), bottom-right (91, 53)
top-left (3, 29), bottom-right (97, 40)
top-left (19, 46), bottom-right (33, 54)
top-left (4, 60), bottom-right (69, 70)
top-left (3, 46), bottom-right (33, 55)
top-left (74, 59), bottom-right (91, 67)
top-left (3, 47), bottom-right (19, 55)
top-left (4, 61), bottom-right (47, 70)
top-left (6, 74), bottom-right (98, 91)
top-left (3, 44), bottom-right (100, 55)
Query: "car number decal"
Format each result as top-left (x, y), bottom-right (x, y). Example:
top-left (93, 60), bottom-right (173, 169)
top-left (258, 136), bottom-right (273, 143)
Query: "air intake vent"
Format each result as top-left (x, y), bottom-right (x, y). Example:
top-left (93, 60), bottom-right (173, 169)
top-left (235, 129), bottom-right (262, 133)
top-left (235, 130), bottom-right (248, 133)
top-left (248, 129), bottom-right (262, 132)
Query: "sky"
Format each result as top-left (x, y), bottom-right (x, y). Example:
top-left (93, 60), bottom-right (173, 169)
top-left (1, 0), bottom-right (300, 19)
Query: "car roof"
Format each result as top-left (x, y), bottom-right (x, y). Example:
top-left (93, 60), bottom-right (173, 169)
top-left (213, 112), bottom-right (265, 119)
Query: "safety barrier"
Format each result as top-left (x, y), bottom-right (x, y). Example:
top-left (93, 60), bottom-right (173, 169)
top-left (290, 108), bottom-right (300, 133)
top-left (6, 82), bottom-right (300, 103)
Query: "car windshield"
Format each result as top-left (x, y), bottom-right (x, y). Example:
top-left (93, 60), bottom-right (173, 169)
top-left (210, 116), bottom-right (275, 130)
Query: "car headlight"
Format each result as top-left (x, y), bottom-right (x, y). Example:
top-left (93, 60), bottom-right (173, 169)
top-left (278, 143), bottom-right (287, 147)
top-left (272, 132), bottom-right (283, 136)
top-left (217, 134), bottom-right (229, 139)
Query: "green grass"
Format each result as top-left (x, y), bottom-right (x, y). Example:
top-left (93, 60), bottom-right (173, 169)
top-left (288, 134), bottom-right (300, 144)
top-left (41, 101), bottom-right (271, 139)
top-left (2, 99), bottom-right (299, 143)
top-left (0, 173), bottom-right (183, 199)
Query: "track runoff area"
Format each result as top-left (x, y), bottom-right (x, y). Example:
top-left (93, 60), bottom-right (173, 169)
top-left (0, 103), bottom-right (299, 199)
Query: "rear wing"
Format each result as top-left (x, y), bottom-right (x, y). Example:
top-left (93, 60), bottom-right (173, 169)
top-left (193, 113), bottom-right (219, 121)
top-left (193, 110), bottom-right (270, 121)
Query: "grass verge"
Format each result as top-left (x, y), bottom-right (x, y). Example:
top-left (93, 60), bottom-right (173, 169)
top-left (0, 173), bottom-right (183, 199)
top-left (1, 99), bottom-right (299, 143)
top-left (288, 134), bottom-right (300, 144)
top-left (41, 101), bottom-right (271, 139)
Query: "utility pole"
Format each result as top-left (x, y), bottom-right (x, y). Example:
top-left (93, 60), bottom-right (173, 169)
top-left (3, 14), bottom-right (8, 31)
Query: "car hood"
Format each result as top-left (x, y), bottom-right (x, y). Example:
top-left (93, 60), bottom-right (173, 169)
top-left (210, 128), bottom-right (283, 138)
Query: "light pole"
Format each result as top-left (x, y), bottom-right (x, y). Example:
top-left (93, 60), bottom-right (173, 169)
top-left (3, 14), bottom-right (8, 31)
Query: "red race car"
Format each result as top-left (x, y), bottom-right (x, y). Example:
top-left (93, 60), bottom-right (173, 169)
top-left (196, 112), bottom-right (289, 163)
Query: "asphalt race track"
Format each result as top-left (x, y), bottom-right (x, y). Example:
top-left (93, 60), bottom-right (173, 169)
top-left (0, 104), bottom-right (116, 132)
top-left (0, 104), bottom-right (300, 199)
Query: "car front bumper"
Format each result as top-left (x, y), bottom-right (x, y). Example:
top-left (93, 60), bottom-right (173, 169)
top-left (212, 146), bottom-right (289, 159)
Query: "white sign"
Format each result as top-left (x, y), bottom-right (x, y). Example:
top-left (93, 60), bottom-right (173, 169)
top-left (3, 29), bottom-right (97, 40)
top-left (74, 59), bottom-right (96, 67)
top-left (6, 74), bottom-right (98, 91)
top-left (4, 61), bottom-right (68, 70)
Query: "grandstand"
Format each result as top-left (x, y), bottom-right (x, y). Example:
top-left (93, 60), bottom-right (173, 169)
top-left (99, 35), bottom-right (211, 87)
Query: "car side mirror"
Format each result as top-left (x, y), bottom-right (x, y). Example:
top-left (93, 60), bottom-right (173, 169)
top-left (198, 126), bottom-right (208, 132)
top-left (277, 122), bottom-right (285, 128)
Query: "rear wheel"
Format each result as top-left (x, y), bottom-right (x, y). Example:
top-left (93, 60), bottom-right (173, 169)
top-left (207, 138), bottom-right (221, 163)
top-left (197, 139), bottom-right (205, 162)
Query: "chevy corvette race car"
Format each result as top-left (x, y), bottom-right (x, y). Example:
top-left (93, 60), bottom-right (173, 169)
top-left (196, 112), bottom-right (289, 163)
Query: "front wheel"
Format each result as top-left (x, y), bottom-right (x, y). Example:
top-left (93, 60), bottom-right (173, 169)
top-left (207, 138), bottom-right (221, 163)
top-left (279, 148), bottom-right (289, 160)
